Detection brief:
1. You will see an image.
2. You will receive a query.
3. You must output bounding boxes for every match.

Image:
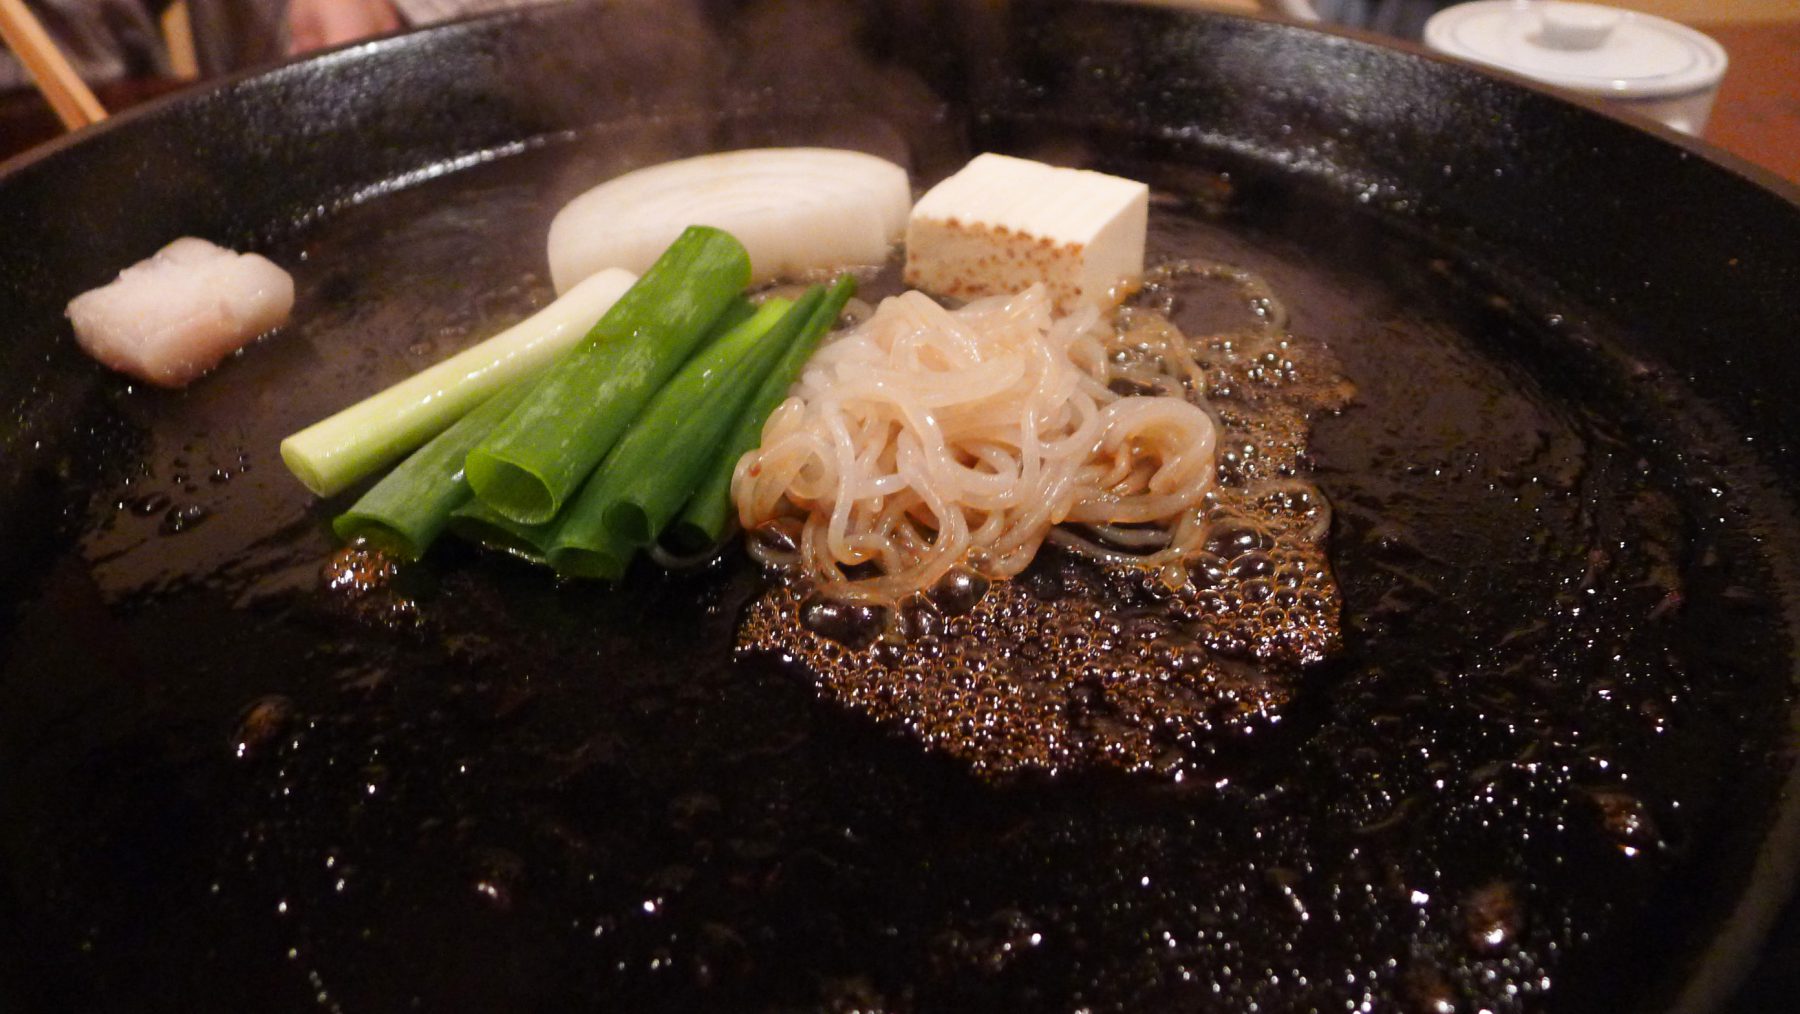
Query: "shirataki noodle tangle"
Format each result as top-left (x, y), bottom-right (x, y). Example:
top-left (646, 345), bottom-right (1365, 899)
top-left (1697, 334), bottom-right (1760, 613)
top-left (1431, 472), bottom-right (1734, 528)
top-left (733, 284), bottom-right (1219, 604)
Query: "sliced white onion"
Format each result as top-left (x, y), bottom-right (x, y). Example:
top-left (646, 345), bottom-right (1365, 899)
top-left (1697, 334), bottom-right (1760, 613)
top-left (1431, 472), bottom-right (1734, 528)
top-left (547, 147), bottom-right (911, 294)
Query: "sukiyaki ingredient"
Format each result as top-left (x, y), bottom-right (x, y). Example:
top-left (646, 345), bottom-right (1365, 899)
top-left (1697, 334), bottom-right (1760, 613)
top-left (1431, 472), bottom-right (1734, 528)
top-left (330, 381), bottom-right (533, 560)
top-left (438, 282), bottom-right (851, 579)
top-left (292, 224), bottom-right (860, 581)
top-left (466, 226), bottom-right (752, 525)
top-left (66, 237), bottom-right (294, 388)
top-left (903, 153), bottom-right (1147, 315)
top-left (546, 147), bottom-right (910, 294)
top-left (545, 296), bottom-right (802, 577)
top-left (448, 497), bottom-right (554, 566)
top-left (281, 267), bottom-right (638, 497)
top-left (741, 259), bottom-right (1353, 775)
top-left (674, 274), bottom-right (858, 549)
top-left (733, 282), bottom-right (1215, 604)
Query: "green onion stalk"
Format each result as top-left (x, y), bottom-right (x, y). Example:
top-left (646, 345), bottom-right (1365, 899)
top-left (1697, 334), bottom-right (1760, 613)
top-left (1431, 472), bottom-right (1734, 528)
top-left (671, 273), bottom-right (856, 549)
top-left (330, 379), bottom-right (533, 559)
top-left (464, 226), bottom-right (752, 524)
top-left (547, 295), bottom-right (808, 576)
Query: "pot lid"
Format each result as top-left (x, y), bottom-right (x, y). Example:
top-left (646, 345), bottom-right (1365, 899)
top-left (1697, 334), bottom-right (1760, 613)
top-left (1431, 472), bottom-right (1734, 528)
top-left (1423, 1), bottom-right (1727, 99)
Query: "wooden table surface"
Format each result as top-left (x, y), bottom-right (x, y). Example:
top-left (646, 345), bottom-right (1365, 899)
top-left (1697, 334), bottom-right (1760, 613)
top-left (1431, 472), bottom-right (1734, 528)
top-left (1693, 20), bottom-right (1800, 186)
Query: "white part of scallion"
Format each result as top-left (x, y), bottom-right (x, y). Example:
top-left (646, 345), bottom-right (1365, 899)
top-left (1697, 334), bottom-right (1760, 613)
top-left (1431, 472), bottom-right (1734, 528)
top-left (279, 267), bottom-right (638, 497)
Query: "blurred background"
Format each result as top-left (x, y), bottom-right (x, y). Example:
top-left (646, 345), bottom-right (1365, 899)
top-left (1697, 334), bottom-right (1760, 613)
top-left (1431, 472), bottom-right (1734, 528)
top-left (1, 0), bottom-right (1795, 179)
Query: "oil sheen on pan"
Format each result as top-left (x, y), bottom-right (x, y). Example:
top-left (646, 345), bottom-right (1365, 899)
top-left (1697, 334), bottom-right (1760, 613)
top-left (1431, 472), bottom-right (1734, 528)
top-left (0, 125), bottom-right (1795, 1013)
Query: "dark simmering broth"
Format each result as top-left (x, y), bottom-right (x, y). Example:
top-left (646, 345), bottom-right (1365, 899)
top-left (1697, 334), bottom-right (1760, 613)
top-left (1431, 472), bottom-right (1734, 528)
top-left (0, 127), bottom-right (1793, 1013)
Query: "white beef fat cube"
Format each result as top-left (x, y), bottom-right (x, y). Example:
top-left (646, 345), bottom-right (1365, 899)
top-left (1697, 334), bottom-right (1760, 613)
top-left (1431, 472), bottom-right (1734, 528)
top-left (66, 237), bottom-right (295, 388)
top-left (903, 153), bottom-right (1149, 315)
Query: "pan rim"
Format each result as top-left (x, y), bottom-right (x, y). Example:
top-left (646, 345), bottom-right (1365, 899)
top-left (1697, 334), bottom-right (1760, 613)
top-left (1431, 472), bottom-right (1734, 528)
top-left (2, 3), bottom-right (1797, 210)
top-left (0, 3), bottom-right (1795, 1010)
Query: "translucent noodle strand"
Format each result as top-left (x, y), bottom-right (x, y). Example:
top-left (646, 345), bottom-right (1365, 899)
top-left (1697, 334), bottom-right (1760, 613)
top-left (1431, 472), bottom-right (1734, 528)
top-left (733, 284), bottom-right (1218, 603)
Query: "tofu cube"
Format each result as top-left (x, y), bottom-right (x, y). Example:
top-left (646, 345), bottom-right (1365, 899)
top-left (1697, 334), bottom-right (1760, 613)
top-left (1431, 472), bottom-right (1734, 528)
top-left (903, 153), bottom-right (1149, 315)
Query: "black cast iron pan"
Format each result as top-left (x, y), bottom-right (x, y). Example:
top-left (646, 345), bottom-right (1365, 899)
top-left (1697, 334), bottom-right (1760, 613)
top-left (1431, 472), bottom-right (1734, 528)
top-left (2, 1), bottom-right (1797, 1011)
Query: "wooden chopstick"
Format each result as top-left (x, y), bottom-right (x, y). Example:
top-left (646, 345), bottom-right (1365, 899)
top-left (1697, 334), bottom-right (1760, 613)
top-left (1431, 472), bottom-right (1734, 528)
top-left (161, 1), bottom-right (199, 82)
top-left (0, 0), bottom-right (108, 131)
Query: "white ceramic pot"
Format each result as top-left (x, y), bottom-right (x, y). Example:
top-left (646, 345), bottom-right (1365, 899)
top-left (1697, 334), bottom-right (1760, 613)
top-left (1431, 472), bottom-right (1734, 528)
top-left (1424, 1), bottom-right (1728, 136)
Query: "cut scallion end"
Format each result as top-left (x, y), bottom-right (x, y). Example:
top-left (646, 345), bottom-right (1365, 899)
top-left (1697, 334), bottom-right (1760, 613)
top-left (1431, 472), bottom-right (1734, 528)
top-left (445, 497), bottom-right (555, 566)
top-left (464, 226), bottom-right (752, 524)
top-left (550, 297), bottom-right (799, 560)
top-left (552, 544), bottom-right (629, 582)
top-left (332, 491), bottom-right (470, 560)
top-left (329, 379), bottom-right (535, 560)
top-left (283, 268), bottom-right (637, 497)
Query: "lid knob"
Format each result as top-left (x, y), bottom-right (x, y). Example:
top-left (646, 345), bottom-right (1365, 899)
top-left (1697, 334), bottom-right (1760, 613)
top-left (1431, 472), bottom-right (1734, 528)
top-left (1536, 4), bottom-right (1623, 51)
